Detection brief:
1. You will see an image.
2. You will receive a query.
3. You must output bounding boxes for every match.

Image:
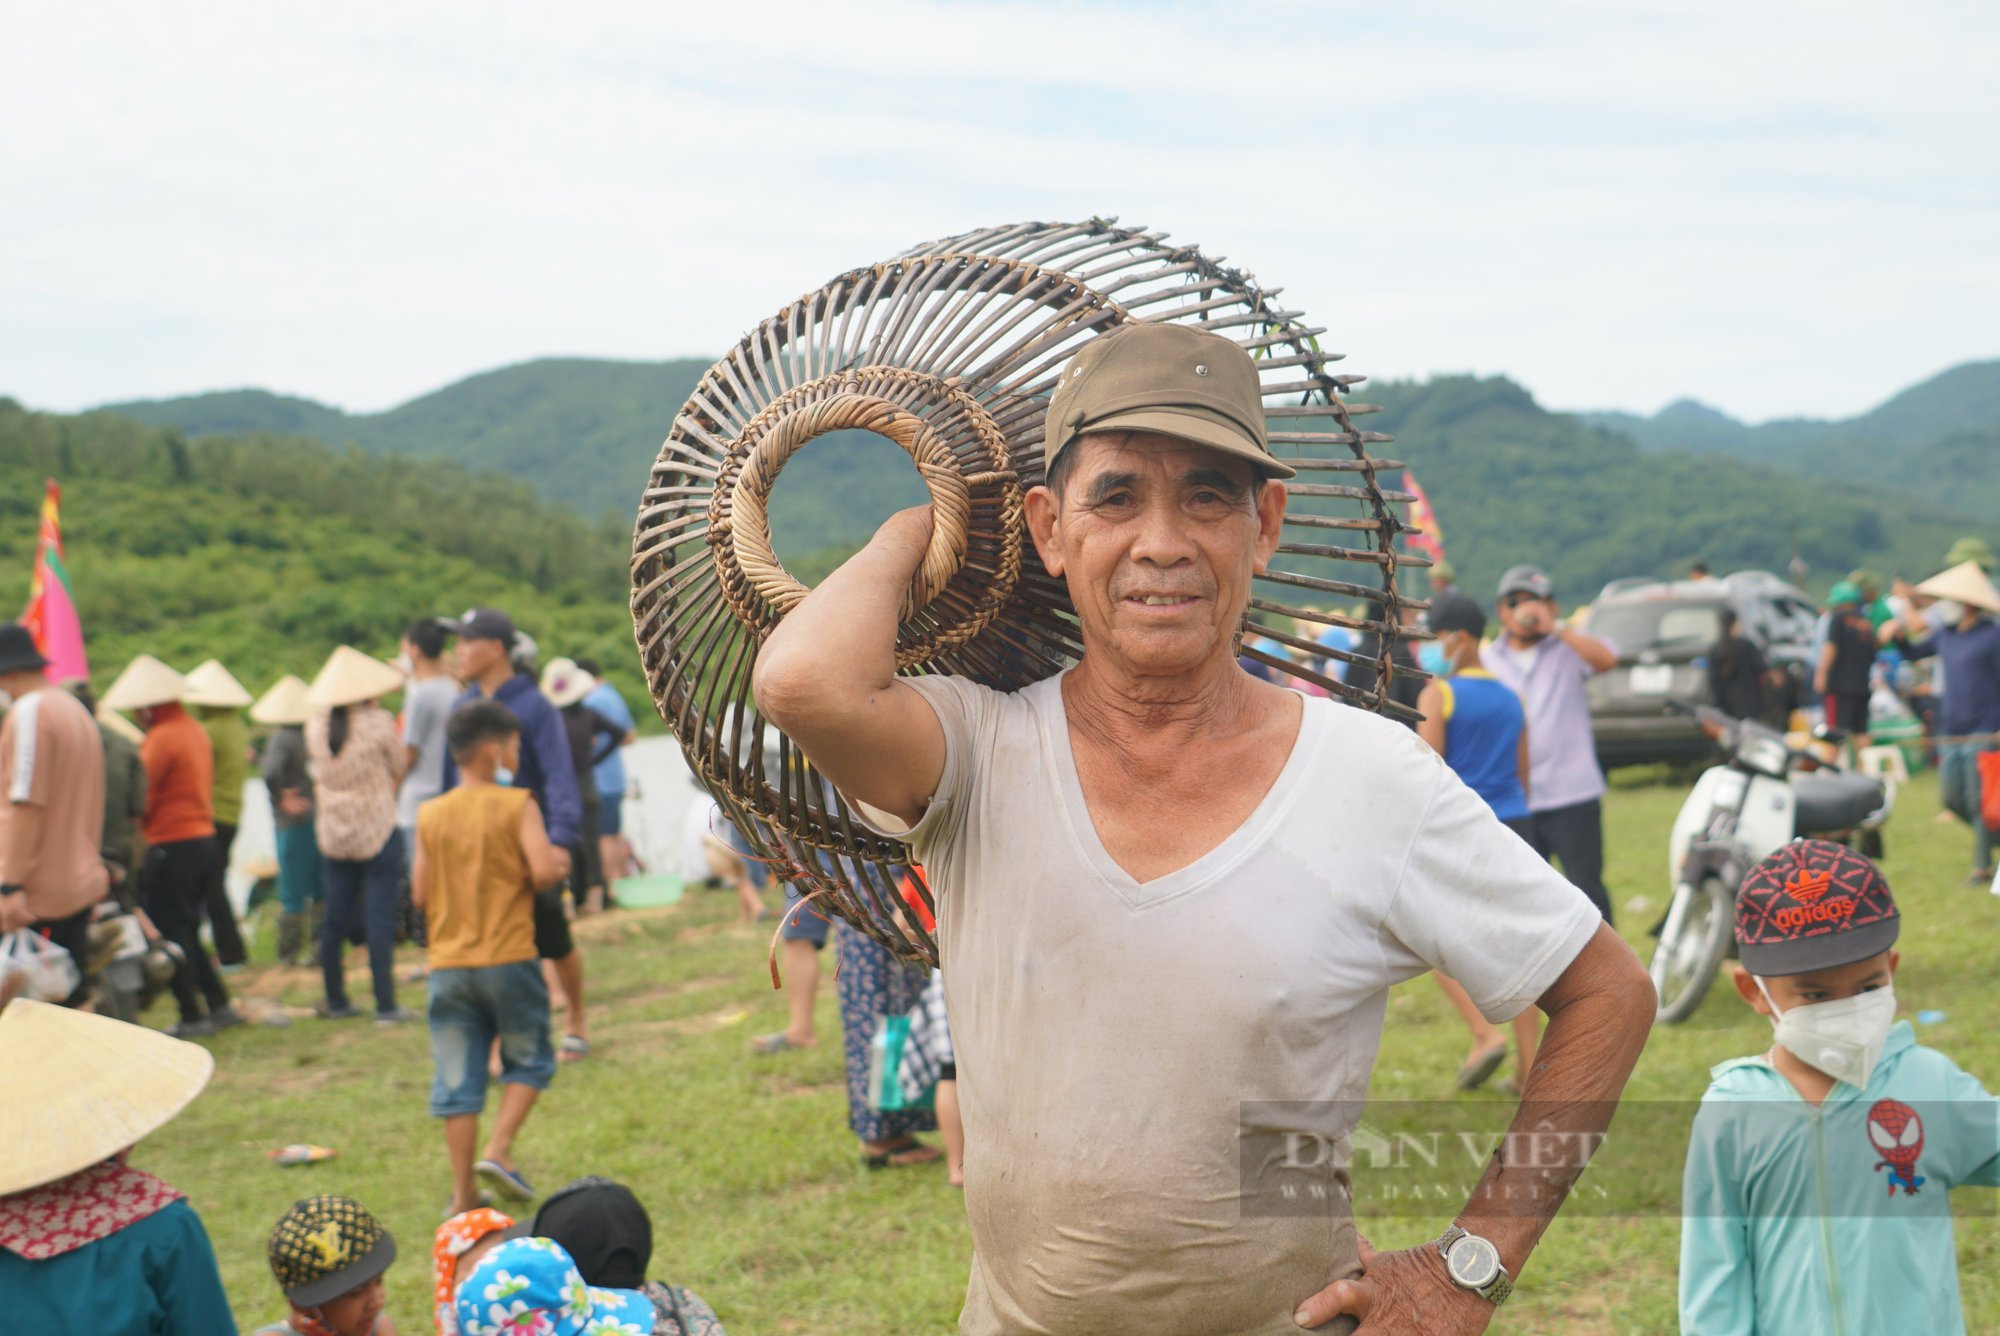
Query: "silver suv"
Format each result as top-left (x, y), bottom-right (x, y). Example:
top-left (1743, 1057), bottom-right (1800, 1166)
top-left (1584, 571), bottom-right (1818, 769)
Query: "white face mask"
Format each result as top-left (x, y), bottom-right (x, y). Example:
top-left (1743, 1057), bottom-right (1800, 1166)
top-left (494, 766), bottom-right (515, 788)
top-left (1929, 599), bottom-right (1965, 627)
top-left (1755, 978), bottom-right (1896, 1088)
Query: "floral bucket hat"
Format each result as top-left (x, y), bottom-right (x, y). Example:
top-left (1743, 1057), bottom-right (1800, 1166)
top-left (456, 1235), bottom-right (656, 1336)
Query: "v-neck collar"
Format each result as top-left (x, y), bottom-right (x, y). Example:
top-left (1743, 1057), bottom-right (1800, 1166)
top-left (1038, 672), bottom-right (1324, 908)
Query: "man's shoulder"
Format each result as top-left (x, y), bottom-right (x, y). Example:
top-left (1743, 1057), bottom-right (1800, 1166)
top-left (907, 671), bottom-right (1048, 729)
top-left (1304, 695), bottom-right (1439, 767)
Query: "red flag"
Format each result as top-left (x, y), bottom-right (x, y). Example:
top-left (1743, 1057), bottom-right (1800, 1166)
top-left (22, 479), bottom-right (89, 682)
top-left (1403, 469), bottom-right (1445, 562)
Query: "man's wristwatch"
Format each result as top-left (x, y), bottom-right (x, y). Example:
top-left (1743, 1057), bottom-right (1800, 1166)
top-left (1435, 1225), bottom-right (1513, 1306)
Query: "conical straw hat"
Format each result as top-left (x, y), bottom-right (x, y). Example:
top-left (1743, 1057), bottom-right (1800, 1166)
top-left (99, 654), bottom-right (186, 712)
top-left (539, 657), bottom-right (597, 708)
top-left (250, 674), bottom-right (313, 726)
top-left (182, 659), bottom-right (253, 709)
top-left (306, 646), bottom-right (405, 710)
top-left (0, 999), bottom-right (214, 1194)
top-left (1916, 560), bottom-right (2000, 614)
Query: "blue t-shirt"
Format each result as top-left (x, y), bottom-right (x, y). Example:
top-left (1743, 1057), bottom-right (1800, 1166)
top-left (1907, 615), bottom-right (2000, 737)
top-left (1437, 669), bottom-right (1529, 823)
top-left (1316, 625), bottom-right (1355, 684)
top-left (584, 681), bottom-right (635, 795)
top-left (1, 1198), bottom-right (239, 1334)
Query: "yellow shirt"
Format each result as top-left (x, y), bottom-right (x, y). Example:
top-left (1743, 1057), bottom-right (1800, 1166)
top-left (417, 785), bottom-right (535, 969)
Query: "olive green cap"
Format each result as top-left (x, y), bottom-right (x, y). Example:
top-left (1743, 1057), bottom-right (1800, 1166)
top-left (1044, 322), bottom-right (1293, 479)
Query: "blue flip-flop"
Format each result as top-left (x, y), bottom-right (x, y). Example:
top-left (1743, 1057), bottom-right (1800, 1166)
top-left (476, 1159), bottom-right (536, 1202)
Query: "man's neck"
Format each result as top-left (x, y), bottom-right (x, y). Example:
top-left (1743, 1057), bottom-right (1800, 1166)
top-left (1062, 642), bottom-right (1273, 748)
top-left (409, 656), bottom-right (447, 682)
top-left (474, 666), bottom-right (515, 696)
top-left (1504, 632), bottom-right (1549, 652)
top-left (0, 675), bottom-right (48, 700)
top-left (457, 768), bottom-right (498, 788)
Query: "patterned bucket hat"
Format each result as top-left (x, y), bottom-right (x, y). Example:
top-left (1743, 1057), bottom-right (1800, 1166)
top-left (268, 1194), bottom-right (398, 1308)
top-left (1735, 839), bottom-right (1900, 976)
top-left (456, 1235), bottom-right (656, 1335)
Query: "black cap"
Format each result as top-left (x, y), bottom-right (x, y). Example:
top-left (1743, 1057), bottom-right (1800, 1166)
top-left (1735, 839), bottom-right (1900, 976)
top-left (0, 623), bottom-right (50, 676)
top-left (441, 607), bottom-right (516, 645)
top-left (1496, 565), bottom-right (1554, 601)
top-left (1427, 590), bottom-right (1486, 638)
top-left (531, 1176), bottom-right (652, 1289)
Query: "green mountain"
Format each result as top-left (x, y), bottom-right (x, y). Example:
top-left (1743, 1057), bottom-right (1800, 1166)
top-left (1364, 375), bottom-right (1981, 604)
top-left (104, 358), bottom-right (929, 551)
top-left (96, 355), bottom-right (1996, 610)
top-left (106, 359), bottom-right (709, 519)
top-left (0, 399), bottom-right (648, 714)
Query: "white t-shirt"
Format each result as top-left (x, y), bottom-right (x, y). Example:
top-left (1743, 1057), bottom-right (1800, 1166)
top-left (396, 675), bottom-right (461, 830)
top-left (881, 671), bottom-right (1600, 1336)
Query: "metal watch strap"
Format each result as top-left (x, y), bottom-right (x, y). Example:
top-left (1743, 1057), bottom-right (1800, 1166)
top-left (1435, 1225), bottom-right (1514, 1306)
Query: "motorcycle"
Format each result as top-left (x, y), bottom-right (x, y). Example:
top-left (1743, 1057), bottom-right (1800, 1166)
top-left (1649, 702), bottom-right (1892, 1024)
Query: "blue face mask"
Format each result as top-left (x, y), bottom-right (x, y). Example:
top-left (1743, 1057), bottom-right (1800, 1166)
top-left (494, 766), bottom-right (515, 787)
top-left (1418, 642), bottom-right (1451, 676)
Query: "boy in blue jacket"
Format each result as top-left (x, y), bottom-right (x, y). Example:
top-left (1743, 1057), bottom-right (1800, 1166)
top-left (1679, 839), bottom-right (2000, 1334)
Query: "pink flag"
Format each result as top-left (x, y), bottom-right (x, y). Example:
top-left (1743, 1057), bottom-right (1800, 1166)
top-left (22, 480), bottom-right (89, 682)
top-left (1403, 469), bottom-right (1446, 563)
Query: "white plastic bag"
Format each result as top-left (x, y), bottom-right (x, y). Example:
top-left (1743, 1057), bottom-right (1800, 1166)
top-left (0, 929), bottom-right (81, 1003)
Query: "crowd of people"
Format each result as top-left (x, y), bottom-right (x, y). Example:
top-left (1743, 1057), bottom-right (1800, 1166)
top-left (2, 321), bottom-right (1997, 1332)
top-left (0, 602), bottom-right (759, 1333)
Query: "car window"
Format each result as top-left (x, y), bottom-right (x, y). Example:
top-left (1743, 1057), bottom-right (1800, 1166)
top-left (1587, 601), bottom-right (1724, 651)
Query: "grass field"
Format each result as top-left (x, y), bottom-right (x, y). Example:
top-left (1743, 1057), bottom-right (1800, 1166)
top-left (138, 770), bottom-right (2000, 1334)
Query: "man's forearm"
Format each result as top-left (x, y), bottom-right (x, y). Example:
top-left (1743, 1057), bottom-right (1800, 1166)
top-left (754, 506), bottom-right (931, 728)
top-left (1453, 930), bottom-right (1652, 1276)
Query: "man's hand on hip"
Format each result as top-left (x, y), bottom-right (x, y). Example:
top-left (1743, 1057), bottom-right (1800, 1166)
top-left (1293, 1234), bottom-right (1494, 1334)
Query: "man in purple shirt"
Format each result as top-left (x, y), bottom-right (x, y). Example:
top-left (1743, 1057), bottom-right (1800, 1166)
top-left (1481, 565), bottom-right (1620, 922)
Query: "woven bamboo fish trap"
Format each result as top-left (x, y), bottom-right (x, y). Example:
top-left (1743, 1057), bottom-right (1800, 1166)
top-left (631, 219), bottom-right (1425, 966)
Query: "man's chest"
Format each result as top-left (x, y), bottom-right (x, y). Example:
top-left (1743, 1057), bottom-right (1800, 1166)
top-left (1067, 735), bottom-right (1294, 885)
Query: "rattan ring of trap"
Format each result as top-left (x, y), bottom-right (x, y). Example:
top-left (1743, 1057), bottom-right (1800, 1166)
top-left (708, 368), bottom-right (1023, 668)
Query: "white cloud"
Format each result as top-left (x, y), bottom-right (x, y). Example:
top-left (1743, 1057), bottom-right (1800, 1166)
top-left (2, 0), bottom-right (1995, 422)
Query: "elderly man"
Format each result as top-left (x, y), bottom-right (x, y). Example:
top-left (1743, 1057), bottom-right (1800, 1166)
top-left (755, 323), bottom-right (1653, 1334)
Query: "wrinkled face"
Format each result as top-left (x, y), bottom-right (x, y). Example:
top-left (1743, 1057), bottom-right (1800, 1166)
top-left (1025, 431), bottom-right (1285, 679)
top-left (455, 635), bottom-right (507, 682)
top-left (312, 1274), bottom-right (386, 1336)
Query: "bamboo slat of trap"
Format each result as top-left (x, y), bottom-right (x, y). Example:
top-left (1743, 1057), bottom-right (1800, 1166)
top-left (631, 219), bottom-right (1425, 966)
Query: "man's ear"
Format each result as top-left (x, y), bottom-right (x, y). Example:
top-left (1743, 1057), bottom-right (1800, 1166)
top-left (1250, 479), bottom-right (1287, 574)
top-left (1024, 484), bottom-right (1065, 578)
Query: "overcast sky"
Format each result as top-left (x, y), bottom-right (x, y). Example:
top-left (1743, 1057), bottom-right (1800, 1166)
top-left (5, 1), bottom-right (1996, 422)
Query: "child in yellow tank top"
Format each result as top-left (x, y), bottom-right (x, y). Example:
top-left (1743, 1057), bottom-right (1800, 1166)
top-left (412, 700), bottom-right (569, 1216)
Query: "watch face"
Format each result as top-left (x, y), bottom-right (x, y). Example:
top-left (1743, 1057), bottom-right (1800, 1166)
top-left (1448, 1235), bottom-right (1501, 1289)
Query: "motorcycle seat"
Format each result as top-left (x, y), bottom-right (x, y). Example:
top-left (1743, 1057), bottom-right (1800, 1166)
top-left (1792, 771), bottom-right (1885, 835)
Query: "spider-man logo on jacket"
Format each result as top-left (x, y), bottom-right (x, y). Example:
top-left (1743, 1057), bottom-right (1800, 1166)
top-left (1868, 1098), bottom-right (1926, 1195)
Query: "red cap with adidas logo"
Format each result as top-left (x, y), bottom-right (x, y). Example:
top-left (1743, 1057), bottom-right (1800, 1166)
top-left (1735, 839), bottom-right (1900, 976)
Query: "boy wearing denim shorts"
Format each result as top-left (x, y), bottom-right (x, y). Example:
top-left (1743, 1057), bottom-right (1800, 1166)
top-left (413, 700), bottom-right (568, 1214)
